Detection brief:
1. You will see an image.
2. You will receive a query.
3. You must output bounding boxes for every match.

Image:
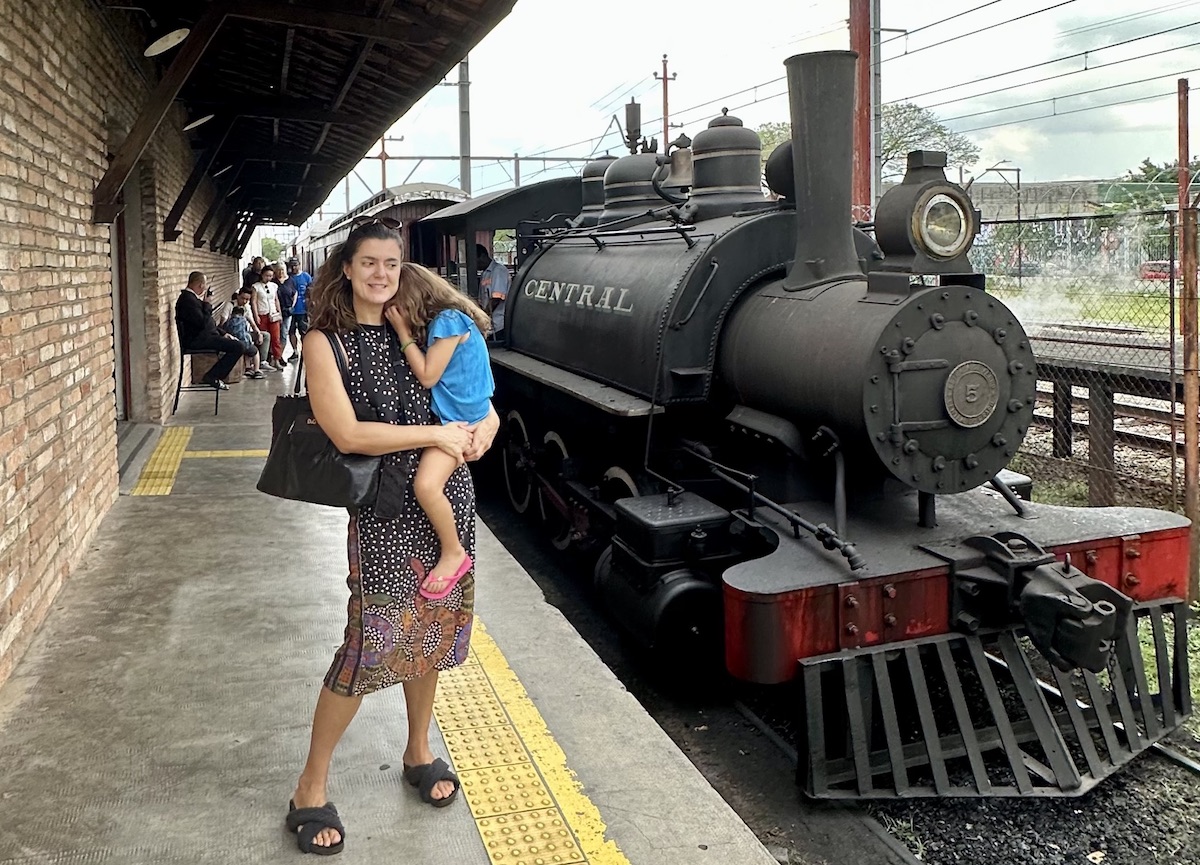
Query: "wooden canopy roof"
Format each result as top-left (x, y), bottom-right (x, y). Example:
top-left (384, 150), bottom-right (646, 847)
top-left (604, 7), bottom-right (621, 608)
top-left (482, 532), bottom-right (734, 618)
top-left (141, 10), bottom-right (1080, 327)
top-left (92, 0), bottom-right (516, 255)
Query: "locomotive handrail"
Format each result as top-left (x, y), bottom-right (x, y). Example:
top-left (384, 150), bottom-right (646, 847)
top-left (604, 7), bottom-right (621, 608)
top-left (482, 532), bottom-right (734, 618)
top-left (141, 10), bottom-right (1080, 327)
top-left (670, 259), bottom-right (719, 330)
top-left (682, 445), bottom-right (866, 571)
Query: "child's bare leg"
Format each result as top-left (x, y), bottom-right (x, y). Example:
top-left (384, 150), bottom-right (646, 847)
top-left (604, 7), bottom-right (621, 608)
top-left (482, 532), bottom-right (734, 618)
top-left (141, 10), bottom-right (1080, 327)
top-left (413, 447), bottom-right (467, 593)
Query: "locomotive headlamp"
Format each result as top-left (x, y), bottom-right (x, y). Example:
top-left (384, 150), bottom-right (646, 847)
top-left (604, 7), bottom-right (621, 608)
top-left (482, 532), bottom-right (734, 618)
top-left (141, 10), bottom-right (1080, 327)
top-left (915, 191), bottom-right (971, 260)
top-left (872, 151), bottom-right (981, 277)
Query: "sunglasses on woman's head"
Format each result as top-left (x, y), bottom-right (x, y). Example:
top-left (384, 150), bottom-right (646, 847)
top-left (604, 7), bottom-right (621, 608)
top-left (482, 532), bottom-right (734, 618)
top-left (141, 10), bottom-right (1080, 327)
top-left (350, 216), bottom-right (402, 231)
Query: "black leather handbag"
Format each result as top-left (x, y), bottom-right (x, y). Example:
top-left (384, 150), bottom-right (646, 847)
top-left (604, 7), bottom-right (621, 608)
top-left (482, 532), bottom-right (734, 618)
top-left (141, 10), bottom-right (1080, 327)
top-left (256, 331), bottom-right (382, 509)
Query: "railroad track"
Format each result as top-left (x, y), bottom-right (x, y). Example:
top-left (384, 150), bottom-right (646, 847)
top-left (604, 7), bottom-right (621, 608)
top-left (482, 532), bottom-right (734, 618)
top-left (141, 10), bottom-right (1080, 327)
top-left (1032, 391), bottom-right (1183, 454)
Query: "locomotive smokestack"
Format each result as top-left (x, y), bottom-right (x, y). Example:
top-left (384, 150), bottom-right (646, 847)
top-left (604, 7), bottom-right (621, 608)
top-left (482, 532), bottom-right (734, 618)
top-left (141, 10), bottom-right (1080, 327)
top-left (782, 51), bottom-right (863, 290)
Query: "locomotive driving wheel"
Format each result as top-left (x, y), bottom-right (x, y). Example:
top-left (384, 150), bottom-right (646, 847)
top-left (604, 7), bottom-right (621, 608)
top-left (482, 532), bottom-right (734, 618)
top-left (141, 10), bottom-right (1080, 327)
top-left (538, 431), bottom-right (574, 550)
top-left (599, 466), bottom-right (644, 504)
top-left (502, 409), bottom-right (533, 514)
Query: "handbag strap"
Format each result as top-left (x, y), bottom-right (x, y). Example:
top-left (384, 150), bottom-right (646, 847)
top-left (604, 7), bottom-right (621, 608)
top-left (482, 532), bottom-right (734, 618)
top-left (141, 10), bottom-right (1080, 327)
top-left (325, 331), bottom-right (353, 392)
top-left (292, 354), bottom-right (305, 395)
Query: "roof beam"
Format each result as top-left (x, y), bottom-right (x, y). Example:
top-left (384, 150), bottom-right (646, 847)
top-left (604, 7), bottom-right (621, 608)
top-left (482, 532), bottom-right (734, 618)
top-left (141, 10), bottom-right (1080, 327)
top-left (186, 101), bottom-right (375, 124)
top-left (164, 116), bottom-right (236, 242)
top-left (226, 3), bottom-right (437, 45)
top-left (92, 4), bottom-right (228, 223)
top-left (234, 219), bottom-right (260, 258)
top-left (295, 0), bottom-right (397, 211)
top-left (224, 151), bottom-right (338, 167)
top-left (275, 27), bottom-right (295, 147)
top-left (193, 164), bottom-right (245, 248)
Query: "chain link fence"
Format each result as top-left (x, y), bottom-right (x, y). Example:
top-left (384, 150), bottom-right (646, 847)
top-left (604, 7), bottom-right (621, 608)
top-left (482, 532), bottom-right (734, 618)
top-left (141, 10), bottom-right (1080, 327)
top-left (969, 209), bottom-right (1189, 512)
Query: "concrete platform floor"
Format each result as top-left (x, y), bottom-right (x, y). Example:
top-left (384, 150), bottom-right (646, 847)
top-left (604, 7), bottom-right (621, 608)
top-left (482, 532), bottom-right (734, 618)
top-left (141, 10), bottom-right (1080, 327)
top-left (0, 365), bottom-right (777, 864)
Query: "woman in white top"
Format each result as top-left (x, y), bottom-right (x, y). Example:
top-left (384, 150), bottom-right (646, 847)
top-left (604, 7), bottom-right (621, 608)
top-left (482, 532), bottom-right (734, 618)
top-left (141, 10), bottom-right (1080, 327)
top-left (252, 264), bottom-right (285, 370)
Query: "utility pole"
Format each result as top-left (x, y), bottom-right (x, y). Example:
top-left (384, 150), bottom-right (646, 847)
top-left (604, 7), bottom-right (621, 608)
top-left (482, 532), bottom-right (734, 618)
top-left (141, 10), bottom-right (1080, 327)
top-left (458, 57), bottom-right (471, 194)
top-left (1178, 77), bottom-right (1199, 600)
top-left (871, 0), bottom-right (883, 211)
top-left (654, 54), bottom-right (676, 151)
top-left (850, 0), bottom-right (871, 221)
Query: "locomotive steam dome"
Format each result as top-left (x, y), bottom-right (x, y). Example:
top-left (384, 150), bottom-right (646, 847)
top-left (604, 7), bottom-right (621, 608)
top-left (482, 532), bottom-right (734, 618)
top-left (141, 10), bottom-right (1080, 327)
top-left (598, 152), bottom-right (663, 223)
top-left (572, 155), bottom-right (617, 228)
top-left (689, 109), bottom-right (763, 199)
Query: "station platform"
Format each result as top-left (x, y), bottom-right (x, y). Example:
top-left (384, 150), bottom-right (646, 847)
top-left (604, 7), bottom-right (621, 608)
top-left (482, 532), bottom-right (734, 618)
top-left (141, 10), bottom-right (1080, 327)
top-left (0, 364), bottom-right (779, 864)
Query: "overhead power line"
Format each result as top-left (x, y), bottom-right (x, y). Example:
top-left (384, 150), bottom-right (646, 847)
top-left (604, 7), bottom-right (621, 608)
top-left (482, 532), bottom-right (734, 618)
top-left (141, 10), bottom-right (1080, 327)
top-left (880, 0), bottom-right (1006, 47)
top-left (878, 0), bottom-right (1078, 65)
top-left (889, 19), bottom-right (1199, 104)
top-left (918, 37), bottom-right (1200, 112)
top-left (940, 66), bottom-right (1200, 124)
top-left (492, 6), bottom-right (1200, 176)
top-left (952, 88), bottom-right (1178, 134)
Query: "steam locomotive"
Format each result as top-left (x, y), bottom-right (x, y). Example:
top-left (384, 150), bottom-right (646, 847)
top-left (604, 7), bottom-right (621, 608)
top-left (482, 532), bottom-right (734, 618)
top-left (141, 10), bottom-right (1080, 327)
top-left (476, 51), bottom-right (1192, 799)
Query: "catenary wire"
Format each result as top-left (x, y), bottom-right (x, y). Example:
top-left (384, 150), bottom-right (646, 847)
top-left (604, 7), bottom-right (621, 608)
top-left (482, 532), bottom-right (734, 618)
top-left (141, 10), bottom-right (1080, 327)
top-left (888, 19), bottom-right (1199, 103)
top-left (483, 7), bottom-right (1197, 180)
top-left (880, 0), bottom-right (1007, 47)
top-left (877, 0), bottom-right (1078, 65)
top-left (918, 38), bottom-right (1200, 111)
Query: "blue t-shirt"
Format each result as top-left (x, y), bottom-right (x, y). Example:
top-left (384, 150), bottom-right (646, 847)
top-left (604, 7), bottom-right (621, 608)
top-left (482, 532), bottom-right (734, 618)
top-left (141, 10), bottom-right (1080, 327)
top-left (426, 308), bottom-right (494, 425)
top-left (288, 272), bottom-right (312, 315)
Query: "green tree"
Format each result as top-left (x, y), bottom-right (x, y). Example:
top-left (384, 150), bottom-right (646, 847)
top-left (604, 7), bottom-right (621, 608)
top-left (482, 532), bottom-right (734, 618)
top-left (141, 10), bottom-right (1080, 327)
top-left (261, 236), bottom-right (283, 261)
top-left (1097, 157), bottom-right (1200, 213)
top-left (757, 103), bottom-right (980, 179)
top-left (880, 103), bottom-right (979, 179)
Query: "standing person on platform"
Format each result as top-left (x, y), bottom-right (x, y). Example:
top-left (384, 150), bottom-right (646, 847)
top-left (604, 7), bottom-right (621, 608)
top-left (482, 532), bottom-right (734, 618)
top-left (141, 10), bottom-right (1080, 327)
top-left (252, 264), bottom-right (286, 370)
top-left (277, 268), bottom-right (297, 361)
top-left (283, 219), bottom-right (499, 856)
top-left (174, 271), bottom-right (243, 390)
top-left (283, 258), bottom-right (312, 362)
top-left (242, 256), bottom-right (265, 290)
top-left (475, 244), bottom-right (510, 340)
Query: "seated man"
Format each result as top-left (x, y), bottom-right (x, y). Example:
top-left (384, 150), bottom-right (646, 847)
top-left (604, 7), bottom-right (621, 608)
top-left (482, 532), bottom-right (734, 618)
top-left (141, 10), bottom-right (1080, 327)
top-left (175, 271), bottom-right (243, 390)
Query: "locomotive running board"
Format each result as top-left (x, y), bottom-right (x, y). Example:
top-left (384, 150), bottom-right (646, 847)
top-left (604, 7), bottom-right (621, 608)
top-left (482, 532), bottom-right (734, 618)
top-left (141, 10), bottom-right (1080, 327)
top-left (796, 601), bottom-right (1191, 798)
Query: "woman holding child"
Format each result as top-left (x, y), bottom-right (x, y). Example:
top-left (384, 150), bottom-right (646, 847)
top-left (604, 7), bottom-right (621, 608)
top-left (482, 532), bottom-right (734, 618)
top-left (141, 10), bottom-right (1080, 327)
top-left (286, 218), bottom-right (498, 856)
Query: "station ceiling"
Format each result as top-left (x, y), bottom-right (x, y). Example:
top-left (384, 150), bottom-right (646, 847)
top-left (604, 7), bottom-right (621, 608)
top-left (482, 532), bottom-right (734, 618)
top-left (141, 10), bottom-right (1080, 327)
top-left (92, 0), bottom-right (516, 247)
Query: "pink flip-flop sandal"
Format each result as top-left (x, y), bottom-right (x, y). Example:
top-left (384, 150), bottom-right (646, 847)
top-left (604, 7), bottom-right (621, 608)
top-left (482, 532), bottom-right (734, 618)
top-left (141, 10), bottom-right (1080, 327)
top-left (419, 554), bottom-right (473, 601)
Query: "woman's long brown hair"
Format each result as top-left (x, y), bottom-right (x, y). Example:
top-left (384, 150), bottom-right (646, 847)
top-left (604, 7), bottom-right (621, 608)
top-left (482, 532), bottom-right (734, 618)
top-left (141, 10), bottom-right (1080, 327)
top-left (307, 222), bottom-right (404, 333)
top-left (392, 262), bottom-right (491, 345)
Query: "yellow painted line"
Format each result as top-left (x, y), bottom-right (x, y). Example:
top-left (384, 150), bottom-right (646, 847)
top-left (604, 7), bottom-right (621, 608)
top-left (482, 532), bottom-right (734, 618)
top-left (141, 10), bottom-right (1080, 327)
top-left (180, 449), bottom-right (270, 458)
top-left (437, 620), bottom-right (629, 865)
top-left (129, 427), bottom-right (193, 496)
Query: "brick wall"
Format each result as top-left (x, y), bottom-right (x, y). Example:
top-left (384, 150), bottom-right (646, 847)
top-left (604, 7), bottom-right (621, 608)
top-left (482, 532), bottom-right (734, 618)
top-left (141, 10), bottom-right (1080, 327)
top-left (0, 0), bottom-right (238, 686)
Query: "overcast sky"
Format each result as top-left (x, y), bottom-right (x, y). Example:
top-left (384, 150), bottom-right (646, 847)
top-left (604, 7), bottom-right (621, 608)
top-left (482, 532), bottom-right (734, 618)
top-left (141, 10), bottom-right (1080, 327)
top-left (302, 0), bottom-right (1200, 227)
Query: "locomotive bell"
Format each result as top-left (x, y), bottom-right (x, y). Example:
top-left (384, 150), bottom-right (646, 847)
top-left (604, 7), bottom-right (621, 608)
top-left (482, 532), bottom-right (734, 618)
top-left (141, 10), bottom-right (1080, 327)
top-left (661, 136), bottom-right (694, 192)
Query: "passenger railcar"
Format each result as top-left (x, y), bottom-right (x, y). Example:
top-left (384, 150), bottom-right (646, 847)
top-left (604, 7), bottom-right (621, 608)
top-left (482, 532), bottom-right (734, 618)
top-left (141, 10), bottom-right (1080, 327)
top-left (294, 182), bottom-right (468, 275)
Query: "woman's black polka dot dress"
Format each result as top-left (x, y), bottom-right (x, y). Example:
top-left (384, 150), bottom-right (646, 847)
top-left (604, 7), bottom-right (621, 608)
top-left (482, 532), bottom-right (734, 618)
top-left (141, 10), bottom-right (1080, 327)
top-left (323, 325), bottom-right (475, 697)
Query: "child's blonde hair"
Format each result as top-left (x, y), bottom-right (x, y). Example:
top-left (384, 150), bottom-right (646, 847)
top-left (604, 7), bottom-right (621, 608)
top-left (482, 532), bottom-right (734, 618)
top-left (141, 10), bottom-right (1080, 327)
top-left (392, 262), bottom-right (492, 344)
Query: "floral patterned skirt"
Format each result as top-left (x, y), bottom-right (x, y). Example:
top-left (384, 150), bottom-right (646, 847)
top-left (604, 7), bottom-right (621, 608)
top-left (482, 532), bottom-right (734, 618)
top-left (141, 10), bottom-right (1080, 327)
top-left (324, 464), bottom-right (475, 696)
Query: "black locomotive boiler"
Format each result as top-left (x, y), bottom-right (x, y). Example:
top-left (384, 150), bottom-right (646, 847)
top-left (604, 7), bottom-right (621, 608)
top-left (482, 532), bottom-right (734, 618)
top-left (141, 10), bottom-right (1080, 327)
top-left (481, 51), bottom-right (1192, 799)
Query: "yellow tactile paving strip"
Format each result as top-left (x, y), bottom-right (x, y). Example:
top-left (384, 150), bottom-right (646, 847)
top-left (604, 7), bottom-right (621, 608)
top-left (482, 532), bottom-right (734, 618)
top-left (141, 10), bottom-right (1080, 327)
top-left (437, 621), bottom-right (630, 865)
top-left (181, 449), bottom-right (270, 458)
top-left (129, 427), bottom-right (193, 496)
top-left (130, 429), bottom-right (269, 495)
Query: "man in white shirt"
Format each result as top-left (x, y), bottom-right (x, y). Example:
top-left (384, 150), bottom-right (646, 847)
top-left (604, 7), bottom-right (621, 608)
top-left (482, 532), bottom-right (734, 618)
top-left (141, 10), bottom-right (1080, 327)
top-left (476, 244), bottom-right (510, 339)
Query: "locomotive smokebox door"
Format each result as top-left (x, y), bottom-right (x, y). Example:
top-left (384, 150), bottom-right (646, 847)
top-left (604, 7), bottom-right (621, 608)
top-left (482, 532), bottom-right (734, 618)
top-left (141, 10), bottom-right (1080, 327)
top-left (861, 284), bottom-right (1038, 494)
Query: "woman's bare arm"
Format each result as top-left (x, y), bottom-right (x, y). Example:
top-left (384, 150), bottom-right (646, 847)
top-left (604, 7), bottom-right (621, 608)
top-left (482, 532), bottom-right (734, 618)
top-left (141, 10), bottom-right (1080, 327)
top-left (303, 331), bottom-right (471, 459)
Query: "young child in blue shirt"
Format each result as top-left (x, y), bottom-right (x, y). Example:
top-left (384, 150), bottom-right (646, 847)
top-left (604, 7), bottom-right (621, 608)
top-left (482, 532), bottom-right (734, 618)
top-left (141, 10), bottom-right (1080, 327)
top-left (384, 262), bottom-right (495, 600)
